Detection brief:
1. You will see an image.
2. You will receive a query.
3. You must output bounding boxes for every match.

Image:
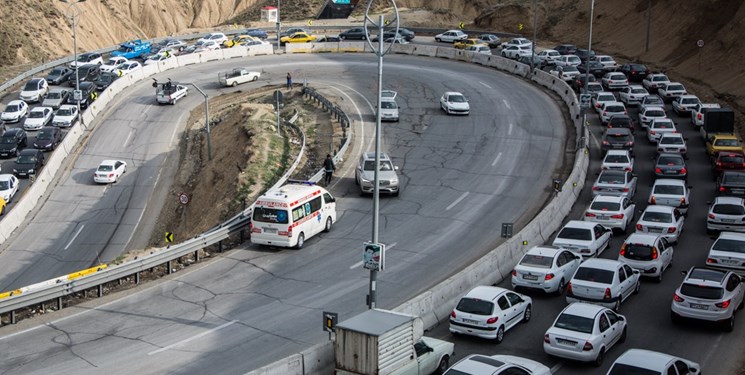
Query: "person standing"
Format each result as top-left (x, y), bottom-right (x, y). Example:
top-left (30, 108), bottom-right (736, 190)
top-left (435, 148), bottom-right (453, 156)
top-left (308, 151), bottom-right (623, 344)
top-left (323, 154), bottom-right (335, 185)
top-left (286, 72), bottom-right (293, 90)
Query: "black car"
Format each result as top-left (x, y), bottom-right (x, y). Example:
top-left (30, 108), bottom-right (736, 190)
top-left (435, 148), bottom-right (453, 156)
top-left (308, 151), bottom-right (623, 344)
top-left (69, 64), bottom-right (100, 87)
top-left (0, 128), bottom-right (28, 158)
top-left (602, 128), bottom-right (635, 155)
top-left (46, 67), bottom-right (74, 85)
top-left (577, 61), bottom-right (606, 78)
top-left (571, 74), bottom-right (597, 92)
top-left (69, 82), bottom-right (97, 109)
top-left (280, 27), bottom-right (309, 37)
top-left (245, 28), bottom-right (269, 39)
top-left (397, 28), bottom-right (416, 41)
top-left (33, 126), bottom-right (63, 151)
top-left (654, 153), bottom-right (687, 180)
top-left (95, 72), bottom-right (119, 90)
top-left (575, 48), bottom-right (596, 62)
top-left (608, 114), bottom-right (636, 134)
top-left (13, 148), bottom-right (45, 178)
top-left (554, 44), bottom-right (577, 55)
top-left (339, 27), bottom-right (368, 40)
top-left (620, 63), bottom-right (650, 82)
top-left (717, 171), bottom-right (745, 196)
top-left (315, 35), bottom-right (342, 43)
top-left (478, 34), bottom-right (501, 48)
top-left (518, 54), bottom-right (543, 67)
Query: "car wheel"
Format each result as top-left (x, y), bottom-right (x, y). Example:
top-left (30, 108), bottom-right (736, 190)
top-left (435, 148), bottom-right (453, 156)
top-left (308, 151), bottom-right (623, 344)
top-left (556, 279), bottom-right (566, 296)
top-left (593, 348), bottom-right (605, 367)
top-left (393, 190), bottom-right (400, 197)
top-left (435, 356), bottom-right (449, 375)
top-left (435, 38), bottom-right (441, 42)
top-left (495, 325), bottom-right (505, 344)
top-left (0, 205), bottom-right (4, 216)
top-left (724, 314), bottom-right (735, 332)
top-left (295, 232), bottom-right (305, 249)
top-left (252, 76), bottom-right (258, 82)
top-left (613, 298), bottom-right (621, 312)
top-left (231, 81), bottom-right (237, 87)
top-left (522, 304), bottom-right (531, 323)
top-left (324, 217), bottom-right (332, 233)
top-left (656, 267), bottom-right (664, 283)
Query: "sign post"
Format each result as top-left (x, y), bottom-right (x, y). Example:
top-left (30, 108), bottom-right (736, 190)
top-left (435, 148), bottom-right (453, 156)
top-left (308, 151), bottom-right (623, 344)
top-left (323, 311), bottom-right (338, 340)
top-left (273, 89), bottom-right (283, 135)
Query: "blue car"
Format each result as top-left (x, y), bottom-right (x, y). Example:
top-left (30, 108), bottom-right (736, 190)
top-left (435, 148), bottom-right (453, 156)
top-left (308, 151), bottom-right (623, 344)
top-left (245, 28), bottom-right (268, 40)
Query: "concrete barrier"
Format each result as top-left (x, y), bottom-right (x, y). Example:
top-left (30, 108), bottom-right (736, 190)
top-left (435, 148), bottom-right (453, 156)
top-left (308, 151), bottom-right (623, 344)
top-left (140, 64), bottom-right (159, 79)
top-left (176, 53), bottom-right (200, 66)
top-left (247, 44), bottom-right (273, 56)
top-left (471, 53), bottom-right (493, 66)
top-left (453, 49), bottom-right (473, 63)
top-left (245, 353), bottom-right (304, 375)
top-left (285, 43), bottom-right (313, 54)
top-left (221, 47), bottom-right (247, 59)
top-left (310, 42), bottom-right (338, 53)
top-left (391, 44), bottom-right (415, 55)
top-left (435, 47), bottom-right (457, 60)
top-left (411, 45), bottom-right (437, 57)
top-left (300, 342), bottom-right (334, 375)
top-left (337, 42), bottom-right (364, 53)
top-left (198, 49), bottom-right (223, 63)
top-left (157, 57), bottom-right (179, 72)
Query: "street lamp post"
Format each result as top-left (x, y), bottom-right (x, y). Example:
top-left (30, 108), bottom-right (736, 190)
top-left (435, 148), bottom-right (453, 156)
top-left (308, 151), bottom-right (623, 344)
top-left (530, 0), bottom-right (537, 72)
top-left (581, 0), bottom-right (596, 137)
top-left (185, 83), bottom-right (212, 161)
top-left (60, 0), bottom-right (86, 126)
top-left (276, 0), bottom-right (281, 49)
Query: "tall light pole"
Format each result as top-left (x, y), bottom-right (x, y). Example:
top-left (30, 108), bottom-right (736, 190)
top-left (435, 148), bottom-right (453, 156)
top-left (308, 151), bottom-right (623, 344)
top-left (530, 0), bottom-right (538, 72)
top-left (60, 0), bottom-right (86, 125)
top-left (275, 0), bottom-right (281, 49)
top-left (363, 0), bottom-right (399, 310)
top-left (581, 0), bottom-right (595, 137)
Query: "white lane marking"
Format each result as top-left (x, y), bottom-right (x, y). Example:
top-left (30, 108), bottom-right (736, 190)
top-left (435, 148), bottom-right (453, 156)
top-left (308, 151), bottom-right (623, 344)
top-left (326, 83), bottom-right (374, 150)
top-left (478, 81), bottom-right (491, 89)
top-left (123, 130), bottom-right (133, 148)
top-left (147, 320), bottom-right (238, 355)
top-left (550, 361), bottom-right (564, 374)
top-left (508, 122), bottom-right (513, 135)
top-left (491, 152), bottom-right (503, 167)
top-left (64, 225), bottom-right (85, 250)
top-left (446, 192), bottom-right (469, 211)
top-left (502, 99), bottom-right (511, 109)
top-left (350, 242), bottom-right (397, 269)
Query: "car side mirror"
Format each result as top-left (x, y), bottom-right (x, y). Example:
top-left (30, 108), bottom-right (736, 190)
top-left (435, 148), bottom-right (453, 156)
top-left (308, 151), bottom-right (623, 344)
top-left (633, 269), bottom-right (640, 275)
top-left (680, 270), bottom-right (687, 276)
top-left (394, 166), bottom-right (400, 171)
top-left (617, 315), bottom-right (625, 321)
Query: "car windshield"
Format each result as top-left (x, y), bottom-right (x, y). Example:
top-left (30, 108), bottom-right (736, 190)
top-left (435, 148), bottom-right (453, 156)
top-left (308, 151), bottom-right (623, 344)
top-left (667, 84), bottom-right (685, 91)
top-left (0, 137), bottom-right (16, 144)
top-left (598, 94), bottom-right (615, 101)
top-left (47, 92), bottom-right (62, 99)
top-left (652, 121), bottom-right (673, 129)
top-left (610, 117), bottom-right (631, 126)
top-left (660, 136), bottom-right (683, 145)
top-left (4, 104), bottom-right (19, 112)
top-left (37, 131), bottom-right (54, 140)
top-left (557, 227), bottom-right (591, 241)
top-left (645, 96), bottom-right (663, 104)
top-left (598, 173), bottom-right (625, 184)
top-left (590, 201), bottom-right (620, 211)
top-left (713, 204), bottom-right (745, 215)
top-left (629, 64), bottom-right (646, 70)
top-left (680, 284), bottom-right (723, 300)
top-left (631, 88), bottom-right (647, 94)
top-left (653, 76), bottom-right (668, 82)
top-left (721, 155), bottom-right (745, 163)
top-left (363, 160), bottom-right (394, 171)
top-left (455, 298), bottom-right (493, 315)
top-left (23, 82), bottom-right (38, 91)
top-left (604, 154), bottom-right (629, 163)
top-left (519, 254), bottom-right (553, 268)
top-left (564, 66), bottom-right (579, 73)
top-left (0, 181), bottom-right (9, 190)
top-left (712, 238), bottom-right (745, 253)
top-left (16, 156), bottom-right (36, 164)
top-left (554, 313), bottom-right (594, 334)
top-left (608, 364), bottom-right (660, 375)
top-left (723, 173), bottom-right (745, 183)
top-left (642, 211), bottom-right (672, 223)
top-left (252, 207), bottom-right (289, 224)
top-left (646, 109), bottom-right (666, 117)
top-left (29, 111), bottom-right (45, 119)
top-left (97, 165), bottom-right (113, 172)
top-left (56, 108), bottom-right (74, 116)
top-left (715, 139), bottom-right (739, 147)
top-left (448, 95), bottom-right (466, 103)
top-left (653, 184), bottom-right (684, 195)
top-left (658, 156), bottom-right (683, 166)
top-left (610, 74), bottom-right (625, 80)
top-left (380, 101), bottom-right (397, 109)
top-left (574, 267), bottom-right (615, 283)
top-left (606, 105), bottom-right (625, 112)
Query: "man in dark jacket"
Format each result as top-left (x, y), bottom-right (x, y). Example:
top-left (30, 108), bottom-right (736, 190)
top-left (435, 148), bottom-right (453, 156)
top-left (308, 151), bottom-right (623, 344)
top-left (323, 154), bottom-right (335, 184)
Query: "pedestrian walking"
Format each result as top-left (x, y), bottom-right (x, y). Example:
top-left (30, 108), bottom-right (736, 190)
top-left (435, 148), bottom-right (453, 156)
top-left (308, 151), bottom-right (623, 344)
top-left (323, 154), bottom-right (335, 185)
top-left (286, 72), bottom-right (293, 90)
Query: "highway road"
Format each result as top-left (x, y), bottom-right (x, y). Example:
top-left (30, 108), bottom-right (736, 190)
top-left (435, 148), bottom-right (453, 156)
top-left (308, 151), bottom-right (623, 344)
top-left (0, 53), bottom-right (566, 373)
top-left (425, 89), bottom-right (745, 374)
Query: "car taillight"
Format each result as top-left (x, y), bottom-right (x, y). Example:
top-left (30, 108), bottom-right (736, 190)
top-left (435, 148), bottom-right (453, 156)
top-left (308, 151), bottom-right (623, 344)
top-left (287, 226), bottom-right (293, 237)
top-left (451, 310), bottom-right (456, 318)
top-left (650, 130), bottom-right (656, 135)
top-left (652, 248), bottom-right (658, 259)
top-left (596, 103), bottom-right (601, 108)
top-left (680, 168), bottom-right (687, 174)
top-left (592, 186), bottom-right (600, 191)
top-left (720, 186), bottom-right (727, 192)
top-left (667, 226), bottom-right (677, 233)
top-left (622, 187), bottom-right (629, 192)
top-left (602, 141), bottom-right (610, 145)
top-left (716, 299), bottom-right (731, 309)
top-left (585, 212), bottom-right (596, 217)
top-left (486, 316), bottom-right (499, 324)
top-left (108, 173), bottom-right (114, 178)
top-left (625, 167), bottom-right (632, 171)
top-left (655, 168), bottom-right (662, 173)
top-left (625, 141), bottom-right (634, 146)
top-left (603, 111), bottom-right (608, 116)
top-left (707, 258), bottom-right (717, 264)
top-left (583, 341), bottom-right (594, 351)
top-left (567, 282), bottom-right (573, 295)
top-left (709, 213), bottom-right (715, 219)
top-left (611, 213), bottom-right (624, 219)
top-left (716, 162), bottom-right (722, 167)
top-left (651, 196), bottom-right (656, 204)
top-left (673, 293), bottom-right (684, 302)
top-left (545, 273), bottom-right (555, 281)
top-left (636, 223), bottom-right (643, 230)
top-left (620, 244), bottom-right (626, 256)
top-left (544, 334), bottom-right (550, 343)
top-left (511, 269), bottom-right (517, 276)
top-left (698, 113), bottom-right (703, 120)
top-left (604, 288), bottom-right (612, 300)
top-left (681, 197), bottom-right (686, 204)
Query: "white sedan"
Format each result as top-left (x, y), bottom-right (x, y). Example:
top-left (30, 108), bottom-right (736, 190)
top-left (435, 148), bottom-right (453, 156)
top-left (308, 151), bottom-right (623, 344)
top-left (116, 61), bottom-right (142, 75)
top-left (671, 94), bottom-right (701, 115)
top-left (648, 178), bottom-right (690, 214)
top-left (592, 92), bottom-right (617, 114)
top-left (1, 100), bottom-right (29, 123)
top-left (536, 49), bottom-right (561, 65)
top-left (638, 106), bottom-right (667, 128)
top-left (584, 195), bottom-right (636, 233)
top-left (607, 349), bottom-right (701, 375)
top-left (591, 170), bottom-right (637, 198)
top-left (706, 232), bottom-right (745, 273)
top-left (595, 55), bottom-right (619, 71)
top-left (706, 197), bottom-right (745, 234)
top-left (646, 118), bottom-right (677, 143)
top-left (601, 150), bottom-right (634, 172)
top-left (642, 73), bottom-right (670, 92)
top-left (618, 85), bottom-right (649, 106)
top-left (635, 205), bottom-right (685, 244)
top-left (449, 286), bottom-right (531, 343)
top-left (544, 303), bottom-right (627, 367)
top-left (601, 72), bottom-right (629, 90)
top-left (0, 174), bottom-right (19, 203)
top-left (440, 92), bottom-right (469, 115)
top-left (552, 220), bottom-right (612, 258)
top-left (511, 246), bottom-right (582, 295)
top-left (100, 56), bottom-right (128, 73)
top-left (434, 30), bottom-right (468, 43)
top-left (52, 105), bottom-right (79, 128)
top-left (656, 133), bottom-right (687, 155)
top-left (144, 53), bottom-right (173, 65)
top-left (553, 55), bottom-right (581, 67)
top-left (549, 65), bottom-right (580, 81)
top-left (599, 101), bottom-right (627, 125)
top-left (658, 82), bottom-right (687, 102)
top-left (23, 106), bottom-right (53, 131)
top-left (501, 45), bottom-right (532, 60)
top-left (93, 160), bottom-right (127, 184)
top-left (501, 37), bottom-right (533, 49)
top-left (566, 258), bottom-right (641, 311)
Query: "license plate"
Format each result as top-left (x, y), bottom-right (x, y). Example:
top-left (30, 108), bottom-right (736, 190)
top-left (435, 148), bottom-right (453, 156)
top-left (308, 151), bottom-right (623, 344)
top-left (690, 303), bottom-right (709, 310)
top-left (649, 227), bottom-right (662, 233)
top-left (556, 338), bottom-right (576, 345)
top-left (523, 274), bottom-right (538, 281)
top-left (664, 170), bottom-right (677, 174)
top-left (721, 259), bottom-right (740, 265)
top-left (734, 190), bottom-right (745, 195)
top-left (597, 216), bottom-right (609, 220)
top-left (263, 228), bottom-right (277, 233)
top-left (462, 318), bottom-right (479, 325)
top-left (721, 219), bottom-right (735, 223)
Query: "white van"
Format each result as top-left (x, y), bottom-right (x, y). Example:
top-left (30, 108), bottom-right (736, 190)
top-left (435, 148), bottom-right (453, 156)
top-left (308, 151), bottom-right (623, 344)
top-left (250, 183), bottom-right (337, 248)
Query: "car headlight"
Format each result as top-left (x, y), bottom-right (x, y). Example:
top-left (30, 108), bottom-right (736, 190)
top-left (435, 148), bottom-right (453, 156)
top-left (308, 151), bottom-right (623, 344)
top-left (12, 169), bottom-right (17, 173)
top-left (360, 176), bottom-right (371, 183)
top-left (28, 169), bottom-right (34, 173)
top-left (391, 178), bottom-right (399, 185)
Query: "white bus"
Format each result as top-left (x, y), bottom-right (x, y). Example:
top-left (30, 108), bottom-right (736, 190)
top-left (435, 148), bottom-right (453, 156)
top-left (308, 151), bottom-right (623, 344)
top-left (250, 183), bottom-right (337, 248)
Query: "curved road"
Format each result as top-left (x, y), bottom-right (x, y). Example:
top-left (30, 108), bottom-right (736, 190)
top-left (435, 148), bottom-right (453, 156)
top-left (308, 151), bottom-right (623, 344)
top-left (0, 53), bottom-right (566, 373)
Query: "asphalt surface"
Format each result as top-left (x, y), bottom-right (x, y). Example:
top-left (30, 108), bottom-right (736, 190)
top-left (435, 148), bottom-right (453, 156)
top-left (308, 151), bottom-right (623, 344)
top-left (424, 87), bottom-right (745, 374)
top-left (0, 53), bottom-right (566, 374)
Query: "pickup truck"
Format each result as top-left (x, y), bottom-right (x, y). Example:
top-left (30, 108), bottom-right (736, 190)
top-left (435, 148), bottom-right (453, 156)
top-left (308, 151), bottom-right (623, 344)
top-left (111, 39), bottom-right (152, 59)
top-left (156, 82), bottom-right (188, 105)
top-left (218, 69), bottom-right (261, 87)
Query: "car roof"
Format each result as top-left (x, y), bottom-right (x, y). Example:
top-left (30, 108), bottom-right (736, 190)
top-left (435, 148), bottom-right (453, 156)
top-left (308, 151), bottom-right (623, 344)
top-left (463, 286), bottom-right (507, 300)
top-left (605, 149), bottom-right (631, 156)
top-left (448, 354), bottom-right (508, 373)
top-left (679, 94), bottom-right (698, 99)
top-left (362, 152), bottom-right (391, 161)
top-left (600, 169), bottom-right (627, 177)
top-left (656, 152), bottom-right (684, 160)
top-left (29, 106), bottom-right (51, 112)
top-left (580, 258), bottom-right (623, 270)
top-left (659, 132), bottom-right (683, 138)
top-left (606, 128), bottom-right (631, 135)
top-left (562, 220), bottom-right (597, 229)
top-left (624, 232), bottom-right (661, 245)
top-left (100, 159), bottom-right (122, 166)
top-left (3, 128), bottom-right (22, 135)
top-left (562, 302), bottom-right (607, 317)
top-left (712, 133), bottom-right (738, 139)
top-left (525, 245), bottom-right (564, 257)
top-left (686, 267), bottom-right (728, 284)
top-left (592, 195), bottom-right (625, 204)
top-left (644, 205), bottom-right (675, 213)
top-left (643, 106), bottom-right (665, 112)
top-left (444, 91), bottom-right (464, 96)
top-left (6, 100), bottom-right (25, 105)
top-left (716, 231), bottom-right (745, 241)
top-left (613, 349), bottom-right (677, 371)
top-left (0, 174), bottom-right (16, 182)
top-left (58, 104), bottom-right (77, 110)
top-left (18, 149), bottom-right (39, 155)
top-left (652, 178), bottom-right (686, 187)
top-left (713, 196), bottom-right (744, 205)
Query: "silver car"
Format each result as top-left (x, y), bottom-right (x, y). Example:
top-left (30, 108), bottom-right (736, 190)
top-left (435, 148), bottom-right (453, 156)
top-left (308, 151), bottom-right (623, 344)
top-left (707, 197), bottom-right (745, 234)
top-left (41, 88), bottom-right (70, 109)
top-left (706, 232), bottom-right (745, 273)
top-left (356, 152), bottom-right (400, 196)
top-left (671, 267), bottom-right (745, 331)
top-left (592, 170), bottom-right (637, 198)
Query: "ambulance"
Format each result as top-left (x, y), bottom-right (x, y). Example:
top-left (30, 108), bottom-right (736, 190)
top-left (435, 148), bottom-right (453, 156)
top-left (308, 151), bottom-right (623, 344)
top-left (250, 183), bottom-right (337, 248)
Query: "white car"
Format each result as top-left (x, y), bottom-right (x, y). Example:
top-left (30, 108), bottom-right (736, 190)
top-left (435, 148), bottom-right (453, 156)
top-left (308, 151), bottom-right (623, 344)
top-left (100, 56), bottom-right (128, 73)
top-left (706, 232), bottom-right (745, 273)
top-left (440, 91), bottom-right (469, 115)
top-left (601, 72), bottom-right (629, 90)
top-left (658, 82), bottom-right (687, 102)
top-left (607, 349), bottom-right (701, 375)
top-left (618, 85), bottom-right (649, 106)
top-left (599, 101), bottom-right (627, 125)
top-left (500, 45), bottom-right (532, 60)
top-left (707, 197), bottom-right (745, 234)
top-left (553, 54), bottom-right (581, 67)
top-left (591, 170), bottom-right (637, 198)
top-left (511, 246), bottom-right (582, 295)
top-left (595, 55), bottom-right (619, 71)
top-left (448, 286), bottom-right (532, 343)
top-left (156, 83), bottom-right (189, 105)
top-left (672, 94), bottom-right (701, 115)
top-left (549, 65), bottom-right (580, 81)
top-left (640, 94), bottom-right (665, 109)
top-left (536, 49), bottom-right (561, 65)
top-left (116, 61), bottom-right (142, 75)
top-left (1, 100), bottom-right (29, 123)
top-left (566, 258), bottom-right (641, 310)
top-left (195, 40), bottom-right (222, 52)
top-left (434, 30), bottom-right (468, 43)
top-left (552, 220), bottom-right (612, 258)
top-left (19, 78), bottom-right (49, 103)
top-left (464, 44), bottom-right (491, 55)
top-left (638, 105), bottom-right (667, 128)
top-left (93, 160), bottom-right (127, 184)
top-left (649, 178), bottom-right (691, 214)
top-left (0, 174), bottom-right (19, 203)
top-left (501, 37), bottom-right (533, 49)
top-left (657, 133), bottom-right (687, 155)
top-left (379, 99), bottom-right (399, 122)
top-left (144, 53), bottom-right (173, 65)
top-left (444, 354), bottom-right (550, 375)
top-left (635, 205), bottom-right (685, 244)
top-left (543, 303), bottom-right (627, 366)
top-left (601, 150), bottom-right (634, 171)
top-left (592, 92), bottom-right (617, 114)
top-left (52, 104), bottom-right (79, 128)
top-left (646, 118), bottom-right (677, 143)
top-left (690, 103), bottom-right (720, 127)
top-left (671, 267), bottom-right (745, 331)
top-left (23, 106), bottom-right (53, 131)
top-left (69, 52), bottom-right (103, 68)
top-left (642, 73), bottom-right (670, 92)
top-left (197, 32), bottom-right (228, 45)
top-left (584, 195), bottom-right (636, 233)
top-left (618, 232), bottom-right (674, 282)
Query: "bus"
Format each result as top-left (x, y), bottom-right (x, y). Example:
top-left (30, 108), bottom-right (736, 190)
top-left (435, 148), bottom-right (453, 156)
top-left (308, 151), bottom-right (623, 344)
top-left (250, 183), bottom-right (337, 248)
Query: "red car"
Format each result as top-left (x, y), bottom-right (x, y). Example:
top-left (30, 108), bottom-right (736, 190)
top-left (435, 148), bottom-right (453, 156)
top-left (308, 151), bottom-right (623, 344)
top-left (713, 152), bottom-right (745, 179)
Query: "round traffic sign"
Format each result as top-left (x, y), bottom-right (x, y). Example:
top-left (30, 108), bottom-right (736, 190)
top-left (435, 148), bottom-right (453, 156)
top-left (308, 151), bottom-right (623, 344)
top-left (696, 39), bottom-right (704, 48)
top-left (178, 192), bottom-right (190, 205)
